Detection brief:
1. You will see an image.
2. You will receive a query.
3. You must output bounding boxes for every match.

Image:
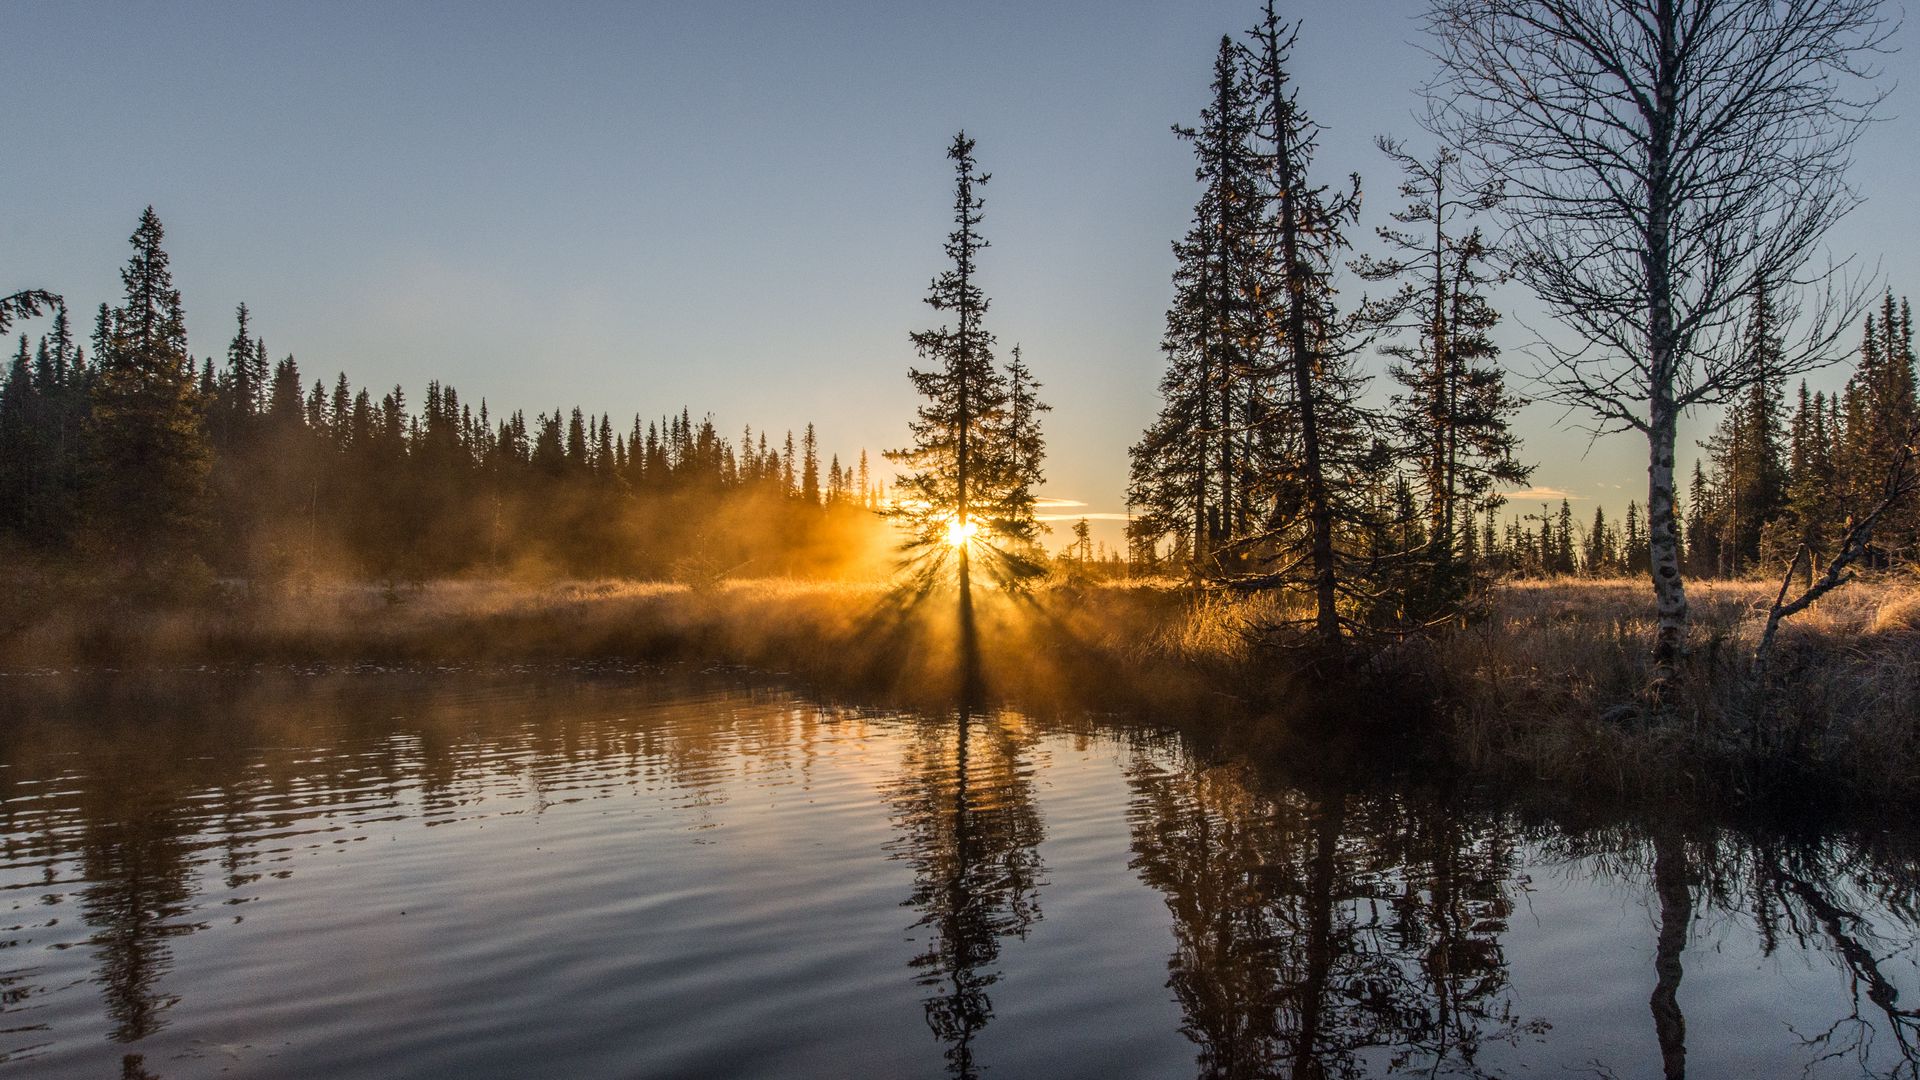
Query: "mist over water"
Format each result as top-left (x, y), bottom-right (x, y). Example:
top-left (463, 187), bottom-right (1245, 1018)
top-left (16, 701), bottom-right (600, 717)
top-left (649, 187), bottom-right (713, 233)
top-left (2, 668), bottom-right (1917, 1079)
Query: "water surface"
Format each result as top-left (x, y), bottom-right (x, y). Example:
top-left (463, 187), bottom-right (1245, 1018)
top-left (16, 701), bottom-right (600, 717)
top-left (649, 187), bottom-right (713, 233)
top-left (2, 668), bottom-right (1916, 1078)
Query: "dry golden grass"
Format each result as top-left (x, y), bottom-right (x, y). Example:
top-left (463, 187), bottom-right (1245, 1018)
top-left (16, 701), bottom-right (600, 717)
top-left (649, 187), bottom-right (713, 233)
top-left (1416, 574), bottom-right (1920, 808)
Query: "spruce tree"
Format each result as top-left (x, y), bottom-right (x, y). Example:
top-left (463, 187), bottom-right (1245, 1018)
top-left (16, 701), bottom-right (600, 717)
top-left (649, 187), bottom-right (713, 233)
top-left (1781, 384), bottom-right (1841, 578)
top-left (1700, 283), bottom-right (1790, 576)
top-left (887, 131), bottom-right (1013, 549)
top-left (993, 344), bottom-right (1049, 547)
top-left (1840, 293), bottom-right (1918, 563)
top-left (86, 207), bottom-right (212, 574)
top-left (1356, 140), bottom-right (1530, 573)
top-left (1624, 501), bottom-right (1648, 576)
top-left (1242, 4), bottom-right (1367, 642)
top-left (1128, 37), bottom-right (1262, 569)
top-left (0, 339), bottom-right (39, 536)
top-left (221, 303), bottom-right (266, 443)
top-left (802, 422), bottom-right (821, 506)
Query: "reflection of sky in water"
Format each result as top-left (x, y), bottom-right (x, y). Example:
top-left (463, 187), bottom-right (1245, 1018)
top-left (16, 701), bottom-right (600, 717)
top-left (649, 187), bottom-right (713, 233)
top-left (0, 669), bottom-right (1915, 1079)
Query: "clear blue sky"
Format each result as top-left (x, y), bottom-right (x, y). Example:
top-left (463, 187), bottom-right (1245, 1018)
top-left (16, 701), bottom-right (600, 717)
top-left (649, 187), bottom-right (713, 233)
top-left (5, 0), bottom-right (1916, 552)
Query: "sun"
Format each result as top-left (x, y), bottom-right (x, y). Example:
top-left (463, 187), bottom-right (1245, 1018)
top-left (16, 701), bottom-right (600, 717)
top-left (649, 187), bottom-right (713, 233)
top-left (944, 518), bottom-right (980, 548)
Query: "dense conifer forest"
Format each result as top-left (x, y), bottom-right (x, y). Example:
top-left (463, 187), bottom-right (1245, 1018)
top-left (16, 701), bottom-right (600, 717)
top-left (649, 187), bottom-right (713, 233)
top-left (0, 209), bottom-right (892, 588)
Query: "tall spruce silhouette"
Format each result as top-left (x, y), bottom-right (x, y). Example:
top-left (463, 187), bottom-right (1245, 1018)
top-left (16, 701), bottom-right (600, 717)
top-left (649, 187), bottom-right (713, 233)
top-left (889, 132), bottom-right (1047, 554)
top-left (86, 207), bottom-right (211, 574)
top-left (1243, 4), bottom-right (1367, 645)
top-left (1130, 36), bottom-right (1264, 574)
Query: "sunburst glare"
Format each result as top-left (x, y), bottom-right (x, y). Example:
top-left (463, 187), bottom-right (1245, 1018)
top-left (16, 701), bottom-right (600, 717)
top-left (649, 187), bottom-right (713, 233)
top-left (944, 517), bottom-right (981, 548)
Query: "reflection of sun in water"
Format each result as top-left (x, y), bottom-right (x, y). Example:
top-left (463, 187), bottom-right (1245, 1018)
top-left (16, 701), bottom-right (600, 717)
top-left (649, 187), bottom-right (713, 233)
top-left (945, 518), bottom-right (980, 548)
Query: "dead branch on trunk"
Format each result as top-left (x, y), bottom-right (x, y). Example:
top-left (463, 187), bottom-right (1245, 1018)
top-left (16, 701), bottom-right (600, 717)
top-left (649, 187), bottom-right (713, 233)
top-left (1754, 419), bottom-right (1919, 676)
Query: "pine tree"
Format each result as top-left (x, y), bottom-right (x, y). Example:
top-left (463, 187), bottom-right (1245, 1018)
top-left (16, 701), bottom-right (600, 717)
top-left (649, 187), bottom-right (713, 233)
top-left (565, 408), bottom-right (588, 473)
top-left (1699, 283), bottom-right (1790, 576)
top-left (1554, 499), bottom-right (1576, 575)
top-left (1356, 140), bottom-right (1530, 569)
top-left (887, 131), bottom-right (1012, 549)
top-left (993, 344), bottom-right (1049, 546)
top-left (1128, 37), bottom-right (1262, 569)
top-left (1586, 506), bottom-right (1611, 575)
top-left (1624, 501), bottom-right (1648, 576)
top-left (0, 338), bottom-right (39, 536)
top-left (1780, 383), bottom-right (1841, 578)
top-left (85, 207), bottom-right (212, 573)
top-left (1070, 517), bottom-right (1093, 564)
top-left (268, 355), bottom-right (305, 429)
top-left (801, 422), bottom-right (821, 505)
top-left (594, 413), bottom-right (616, 480)
top-left (1839, 293), bottom-right (1918, 563)
top-left (1242, 4), bottom-right (1367, 642)
top-left (221, 303), bottom-right (267, 444)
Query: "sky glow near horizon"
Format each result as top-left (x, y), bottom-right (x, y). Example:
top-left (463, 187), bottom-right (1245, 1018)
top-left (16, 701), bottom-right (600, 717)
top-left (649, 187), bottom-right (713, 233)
top-left (4, 1), bottom-right (1916, 554)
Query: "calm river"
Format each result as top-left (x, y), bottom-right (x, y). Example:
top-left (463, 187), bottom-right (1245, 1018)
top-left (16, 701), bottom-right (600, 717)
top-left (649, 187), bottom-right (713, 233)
top-left (2, 668), bottom-right (1916, 1079)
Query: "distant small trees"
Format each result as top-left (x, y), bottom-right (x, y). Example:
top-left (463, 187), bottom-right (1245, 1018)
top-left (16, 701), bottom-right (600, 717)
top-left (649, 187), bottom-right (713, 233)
top-left (889, 132), bottom-right (1048, 556)
top-left (1839, 293), bottom-right (1919, 561)
top-left (1680, 290), bottom-right (1916, 582)
top-left (1694, 285), bottom-right (1790, 577)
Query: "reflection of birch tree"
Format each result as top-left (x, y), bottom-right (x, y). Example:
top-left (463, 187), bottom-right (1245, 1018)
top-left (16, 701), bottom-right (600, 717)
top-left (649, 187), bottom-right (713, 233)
top-left (1649, 830), bottom-right (1692, 1080)
top-left (1555, 824), bottom-right (1920, 1079)
top-left (1744, 842), bottom-right (1920, 1078)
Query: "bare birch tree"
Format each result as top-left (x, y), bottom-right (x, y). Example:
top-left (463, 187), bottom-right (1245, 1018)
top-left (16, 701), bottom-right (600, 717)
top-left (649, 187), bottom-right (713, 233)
top-left (1424, 0), bottom-right (1889, 675)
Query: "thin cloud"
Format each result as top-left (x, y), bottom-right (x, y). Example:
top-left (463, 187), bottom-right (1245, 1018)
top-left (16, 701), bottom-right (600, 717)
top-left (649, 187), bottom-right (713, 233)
top-left (1036, 512), bottom-right (1134, 522)
top-left (1503, 486), bottom-right (1586, 502)
top-left (1034, 497), bottom-right (1088, 508)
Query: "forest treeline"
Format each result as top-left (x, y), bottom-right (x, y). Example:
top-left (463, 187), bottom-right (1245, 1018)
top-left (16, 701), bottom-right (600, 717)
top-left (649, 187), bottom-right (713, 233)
top-left (1435, 292), bottom-right (1918, 582)
top-left (0, 208), bottom-right (891, 588)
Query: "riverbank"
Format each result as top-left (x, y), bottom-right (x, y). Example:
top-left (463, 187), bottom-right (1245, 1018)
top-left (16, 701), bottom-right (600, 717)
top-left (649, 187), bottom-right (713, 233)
top-left (1421, 576), bottom-right (1920, 810)
top-left (4, 569), bottom-right (1916, 811)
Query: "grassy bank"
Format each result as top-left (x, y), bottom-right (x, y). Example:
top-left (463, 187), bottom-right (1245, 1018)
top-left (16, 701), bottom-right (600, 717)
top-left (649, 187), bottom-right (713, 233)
top-left (5, 567), bottom-right (1917, 810)
top-left (1411, 576), bottom-right (1920, 809)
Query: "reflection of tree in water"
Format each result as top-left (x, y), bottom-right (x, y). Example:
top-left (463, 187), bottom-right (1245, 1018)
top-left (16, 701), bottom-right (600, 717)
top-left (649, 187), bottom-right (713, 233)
top-left (1543, 823), bottom-right (1920, 1080)
top-left (1745, 838), bottom-right (1920, 1078)
top-left (76, 764), bottom-right (203, 1045)
top-left (1648, 829), bottom-right (1690, 1080)
top-left (887, 710), bottom-right (1047, 1078)
top-left (1125, 755), bottom-right (1527, 1079)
